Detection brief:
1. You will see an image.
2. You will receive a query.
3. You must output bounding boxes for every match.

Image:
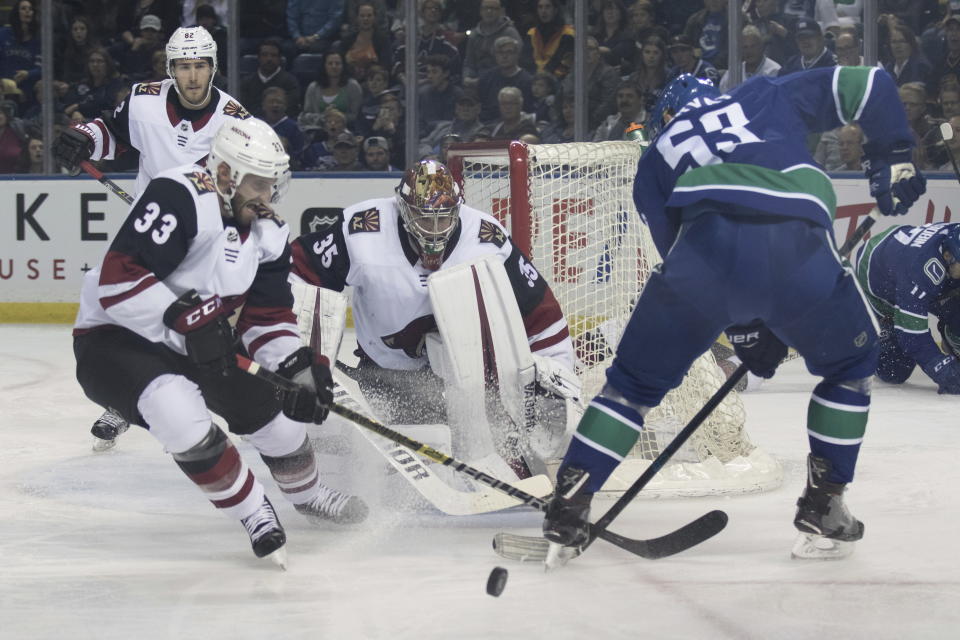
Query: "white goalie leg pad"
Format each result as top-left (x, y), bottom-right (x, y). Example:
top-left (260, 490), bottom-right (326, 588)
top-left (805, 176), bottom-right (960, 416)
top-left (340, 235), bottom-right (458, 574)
top-left (424, 333), bottom-right (508, 472)
top-left (290, 276), bottom-right (348, 361)
top-left (428, 256), bottom-right (539, 474)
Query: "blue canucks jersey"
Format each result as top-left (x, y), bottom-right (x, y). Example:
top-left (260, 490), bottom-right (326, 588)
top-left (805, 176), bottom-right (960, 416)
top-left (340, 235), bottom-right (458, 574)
top-left (854, 223), bottom-right (960, 366)
top-left (634, 66), bottom-right (913, 257)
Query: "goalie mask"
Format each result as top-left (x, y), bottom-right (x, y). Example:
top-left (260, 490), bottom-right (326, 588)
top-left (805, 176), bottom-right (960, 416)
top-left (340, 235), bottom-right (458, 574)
top-left (647, 73), bottom-right (719, 140)
top-left (396, 160), bottom-right (464, 271)
top-left (166, 26), bottom-right (218, 107)
top-left (207, 118), bottom-right (291, 217)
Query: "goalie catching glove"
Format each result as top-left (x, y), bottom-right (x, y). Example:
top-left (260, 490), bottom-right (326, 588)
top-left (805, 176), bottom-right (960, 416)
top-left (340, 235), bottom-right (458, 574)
top-left (276, 347), bottom-right (334, 423)
top-left (863, 146), bottom-right (926, 217)
top-left (725, 320), bottom-right (787, 379)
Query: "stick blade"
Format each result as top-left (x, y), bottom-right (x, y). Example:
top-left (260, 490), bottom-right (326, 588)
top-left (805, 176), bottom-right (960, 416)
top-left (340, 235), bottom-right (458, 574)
top-left (595, 510), bottom-right (728, 559)
top-left (941, 120), bottom-right (954, 141)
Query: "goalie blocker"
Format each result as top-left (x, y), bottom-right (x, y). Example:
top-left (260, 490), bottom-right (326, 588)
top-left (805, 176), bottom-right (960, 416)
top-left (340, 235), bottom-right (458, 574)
top-left (427, 256), bottom-right (583, 478)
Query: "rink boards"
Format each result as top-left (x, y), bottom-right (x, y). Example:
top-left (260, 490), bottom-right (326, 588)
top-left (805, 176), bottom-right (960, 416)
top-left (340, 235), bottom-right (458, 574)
top-left (1, 172), bottom-right (958, 321)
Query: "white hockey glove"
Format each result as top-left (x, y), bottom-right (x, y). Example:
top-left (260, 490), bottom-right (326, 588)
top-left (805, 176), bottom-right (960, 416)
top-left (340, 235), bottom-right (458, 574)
top-left (864, 148), bottom-right (926, 216)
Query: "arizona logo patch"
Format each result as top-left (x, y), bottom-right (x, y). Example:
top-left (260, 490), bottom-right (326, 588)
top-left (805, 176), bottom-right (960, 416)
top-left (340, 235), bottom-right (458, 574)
top-left (184, 170), bottom-right (216, 195)
top-left (349, 208), bottom-right (380, 234)
top-left (479, 219), bottom-right (506, 247)
top-left (135, 82), bottom-right (162, 96)
top-left (223, 100), bottom-right (252, 120)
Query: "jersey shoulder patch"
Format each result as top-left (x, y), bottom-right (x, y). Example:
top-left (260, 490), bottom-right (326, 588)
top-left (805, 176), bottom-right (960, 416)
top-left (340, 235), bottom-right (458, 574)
top-left (223, 100), bottom-right (252, 120)
top-left (183, 170), bottom-right (217, 195)
top-left (478, 219), bottom-right (507, 247)
top-left (348, 207), bottom-right (381, 234)
top-left (134, 82), bottom-right (162, 96)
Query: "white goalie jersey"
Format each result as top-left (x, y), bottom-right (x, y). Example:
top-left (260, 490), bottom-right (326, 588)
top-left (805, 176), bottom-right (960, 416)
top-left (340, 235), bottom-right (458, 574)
top-left (289, 197), bottom-right (575, 372)
top-left (76, 79), bottom-right (253, 195)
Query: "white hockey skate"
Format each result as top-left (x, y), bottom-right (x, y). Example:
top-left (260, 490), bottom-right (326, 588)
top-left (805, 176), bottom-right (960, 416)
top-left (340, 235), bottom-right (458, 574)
top-left (295, 485), bottom-right (369, 525)
top-left (791, 454), bottom-right (864, 560)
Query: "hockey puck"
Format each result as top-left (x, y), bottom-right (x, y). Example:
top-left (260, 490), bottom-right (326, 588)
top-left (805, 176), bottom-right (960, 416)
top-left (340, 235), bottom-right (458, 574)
top-left (486, 566), bottom-right (508, 597)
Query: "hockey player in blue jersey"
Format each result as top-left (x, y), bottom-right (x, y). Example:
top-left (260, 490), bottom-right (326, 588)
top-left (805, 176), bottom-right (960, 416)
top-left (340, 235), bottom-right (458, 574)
top-left (542, 67), bottom-right (927, 560)
top-left (854, 223), bottom-right (960, 394)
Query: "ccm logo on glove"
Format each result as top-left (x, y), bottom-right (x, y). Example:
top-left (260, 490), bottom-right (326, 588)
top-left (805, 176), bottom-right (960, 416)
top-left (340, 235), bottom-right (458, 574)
top-left (183, 298), bottom-right (223, 328)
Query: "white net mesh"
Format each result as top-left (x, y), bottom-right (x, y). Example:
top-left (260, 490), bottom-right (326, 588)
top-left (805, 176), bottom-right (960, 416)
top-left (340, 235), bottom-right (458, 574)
top-left (449, 141), bottom-right (781, 496)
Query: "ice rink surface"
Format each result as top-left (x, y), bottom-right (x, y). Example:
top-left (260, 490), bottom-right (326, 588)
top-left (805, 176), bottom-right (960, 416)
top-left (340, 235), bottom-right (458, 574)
top-left (1, 324), bottom-right (958, 640)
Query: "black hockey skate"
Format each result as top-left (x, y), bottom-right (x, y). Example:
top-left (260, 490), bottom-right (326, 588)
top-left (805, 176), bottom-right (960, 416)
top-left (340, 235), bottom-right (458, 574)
top-left (791, 454), bottom-right (864, 560)
top-left (90, 409), bottom-right (130, 452)
top-left (295, 485), bottom-right (369, 525)
top-left (241, 496), bottom-right (287, 569)
top-left (542, 466), bottom-right (593, 563)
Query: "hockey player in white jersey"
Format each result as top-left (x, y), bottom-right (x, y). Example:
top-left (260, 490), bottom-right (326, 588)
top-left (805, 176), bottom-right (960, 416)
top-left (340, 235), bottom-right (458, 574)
top-left (54, 26), bottom-right (254, 450)
top-left (290, 160), bottom-right (581, 479)
top-left (73, 119), bottom-right (367, 568)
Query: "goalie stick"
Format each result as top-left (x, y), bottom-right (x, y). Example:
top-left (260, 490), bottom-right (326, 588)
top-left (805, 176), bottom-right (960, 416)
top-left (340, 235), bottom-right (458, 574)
top-left (237, 353), bottom-right (715, 559)
top-left (493, 208), bottom-right (881, 563)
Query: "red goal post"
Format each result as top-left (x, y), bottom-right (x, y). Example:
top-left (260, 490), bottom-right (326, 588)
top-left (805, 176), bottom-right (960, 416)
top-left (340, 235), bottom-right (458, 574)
top-left (447, 140), bottom-right (782, 497)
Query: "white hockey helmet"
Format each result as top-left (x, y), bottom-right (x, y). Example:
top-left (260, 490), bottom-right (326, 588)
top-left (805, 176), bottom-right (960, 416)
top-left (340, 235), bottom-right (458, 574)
top-left (166, 26), bottom-right (218, 103)
top-left (207, 118), bottom-right (291, 207)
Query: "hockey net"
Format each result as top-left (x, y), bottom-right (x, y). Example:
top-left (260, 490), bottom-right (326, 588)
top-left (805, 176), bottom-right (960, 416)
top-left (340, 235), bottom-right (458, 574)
top-left (448, 141), bottom-right (781, 497)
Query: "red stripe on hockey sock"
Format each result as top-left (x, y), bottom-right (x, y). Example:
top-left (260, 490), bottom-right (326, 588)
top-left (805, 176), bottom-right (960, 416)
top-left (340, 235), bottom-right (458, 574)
top-left (190, 443), bottom-right (242, 489)
top-left (211, 470), bottom-right (255, 508)
top-left (281, 473), bottom-right (318, 495)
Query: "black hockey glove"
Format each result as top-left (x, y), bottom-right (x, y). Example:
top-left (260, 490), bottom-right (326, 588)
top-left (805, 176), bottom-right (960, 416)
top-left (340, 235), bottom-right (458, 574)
top-left (724, 321), bottom-right (788, 379)
top-left (276, 347), bottom-right (334, 424)
top-left (163, 289), bottom-right (236, 373)
top-left (863, 146), bottom-right (926, 216)
top-left (52, 125), bottom-right (94, 176)
top-left (923, 354), bottom-right (960, 395)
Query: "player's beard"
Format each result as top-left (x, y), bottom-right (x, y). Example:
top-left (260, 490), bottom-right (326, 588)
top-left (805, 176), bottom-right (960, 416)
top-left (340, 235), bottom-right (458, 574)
top-left (179, 83), bottom-right (212, 109)
top-left (231, 197), bottom-right (272, 226)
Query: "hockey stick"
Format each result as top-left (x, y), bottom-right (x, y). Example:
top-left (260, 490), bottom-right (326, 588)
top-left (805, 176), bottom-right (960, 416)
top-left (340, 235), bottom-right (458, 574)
top-left (940, 122), bottom-right (960, 186)
top-left (494, 207), bottom-right (883, 562)
top-left (80, 160), bottom-right (134, 205)
top-left (237, 353), bottom-right (707, 559)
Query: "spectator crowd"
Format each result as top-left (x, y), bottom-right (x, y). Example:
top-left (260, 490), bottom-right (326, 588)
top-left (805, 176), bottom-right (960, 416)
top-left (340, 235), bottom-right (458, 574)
top-left (0, 0), bottom-right (957, 174)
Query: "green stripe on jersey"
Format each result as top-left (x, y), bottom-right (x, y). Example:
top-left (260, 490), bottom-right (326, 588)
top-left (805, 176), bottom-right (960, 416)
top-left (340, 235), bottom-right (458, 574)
top-left (894, 307), bottom-right (930, 333)
top-left (835, 66), bottom-right (874, 123)
top-left (675, 163), bottom-right (836, 217)
top-left (575, 405), bottom-right (642, 458)
top-left (808, 396), bottom-right (868, 441)
top-left (855, 225), bottom-right (899, 316)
